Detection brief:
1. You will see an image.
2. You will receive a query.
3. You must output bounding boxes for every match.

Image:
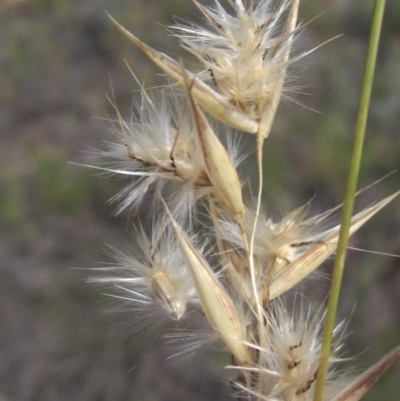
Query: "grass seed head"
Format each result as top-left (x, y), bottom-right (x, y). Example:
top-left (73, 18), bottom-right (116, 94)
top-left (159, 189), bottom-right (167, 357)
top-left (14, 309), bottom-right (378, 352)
top-left (167, 206), bottom-right (251, 365)
top-left (172, 0), bottom-right (301, 130)
top-left (269, 191), bottom-right (400, 299)
top-left (185, 76), bottom-right (245, 222)
top-left (109, 14), bottom-right (259, 133)
top-left (231, 301), bottom-right (348, 401)
top-left (217, 192), bottom-right (400, 303)
top-left (94, 88), bottom-right (243, 218)
top-left (88, 223), bottom-right (198, 329)
top-left (84, 3), bottom-right (400, 399)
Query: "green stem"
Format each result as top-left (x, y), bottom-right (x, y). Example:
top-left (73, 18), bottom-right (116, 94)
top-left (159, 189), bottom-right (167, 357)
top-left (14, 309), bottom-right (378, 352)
top-left (313, 1), bottom-right (386, 401)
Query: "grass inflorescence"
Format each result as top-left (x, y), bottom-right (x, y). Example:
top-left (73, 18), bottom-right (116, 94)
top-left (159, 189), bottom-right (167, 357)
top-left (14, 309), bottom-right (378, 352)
top-left (84, 1), bottom-right (399, 400)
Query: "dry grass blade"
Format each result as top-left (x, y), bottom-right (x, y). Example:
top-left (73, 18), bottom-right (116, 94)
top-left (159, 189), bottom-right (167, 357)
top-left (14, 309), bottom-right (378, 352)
top-left (332, 345), bottom-right (400, 401)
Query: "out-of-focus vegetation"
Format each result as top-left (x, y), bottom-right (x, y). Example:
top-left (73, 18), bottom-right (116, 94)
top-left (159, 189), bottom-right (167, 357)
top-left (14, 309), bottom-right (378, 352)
top-left (0, 0), bottom-right (399, 400)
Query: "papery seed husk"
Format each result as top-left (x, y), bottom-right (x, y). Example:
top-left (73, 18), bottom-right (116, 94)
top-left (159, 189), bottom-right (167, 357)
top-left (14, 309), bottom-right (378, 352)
top-left (209, 200), bottom-right (255, 305)
top-left (179, 233), bottom-right (250, 364)
top-left (186, 83), bottom-right (245, 223)
top-left (108, 15), bottom-right (258, 134)
top-left (269, 191), bottom-right (400, 299)
top-left (167, 211), bottom-right (251, 364)
top-left (150, 271), bottom-right (185, 320)
top-left (258, 0), bottom-right (300, 140)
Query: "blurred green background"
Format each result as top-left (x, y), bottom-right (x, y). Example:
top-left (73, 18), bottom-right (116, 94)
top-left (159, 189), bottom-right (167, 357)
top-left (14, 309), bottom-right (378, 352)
top-left (0, 0), bottom-right (399, 400)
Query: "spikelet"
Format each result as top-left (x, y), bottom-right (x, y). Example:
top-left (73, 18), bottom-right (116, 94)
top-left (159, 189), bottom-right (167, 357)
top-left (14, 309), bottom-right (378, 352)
top-left (87, 222), bottom-right (199, 346)
top-left (184, 72), bottom-right (246, 223)
top-left (165, 204), bottom-right (252, 365)
top-left (172, 0), bottom-right (301, 138)
top-left (231, 301), bottom-right (400, 401)
top-left (228, 301), bottom-right (346, 401)
top-left (109, 0), bottom-right (302, 136)
top-left (269, 191), bottom-right (400, 299)
top-left (331, 345), bottom-right (400, 401)
top-left (217, 192), bottom-right (399, 304)
top-left (89, 87), bottom-right (244, 218)
top-left (108, 14), bottom-right (259, 134)
top-left (220, 202), bottom-right (323, 276)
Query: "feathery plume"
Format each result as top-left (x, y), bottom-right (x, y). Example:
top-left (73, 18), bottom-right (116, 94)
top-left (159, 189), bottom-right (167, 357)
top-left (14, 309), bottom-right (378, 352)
top-left (172, 0), bottom-right (301, 138)
top-left (87, 222), bottom-right (199, 344)
top-left (91, 87), bottom-right (243, 218)
top-left (231, 302), bottom-right (400, 401)
top-left (230, 301), bottom-right (349, 401)
top-left (108, 14), bottom-right (259, 134)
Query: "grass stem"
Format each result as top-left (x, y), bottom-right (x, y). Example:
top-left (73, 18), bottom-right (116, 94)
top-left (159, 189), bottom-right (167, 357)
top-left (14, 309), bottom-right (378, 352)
top-left (313, 1), bottom-right (387, 400)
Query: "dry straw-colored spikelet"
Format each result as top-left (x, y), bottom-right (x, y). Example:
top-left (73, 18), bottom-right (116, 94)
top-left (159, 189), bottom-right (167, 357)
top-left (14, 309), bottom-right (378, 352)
top-left (82, 86), bottom-right (246, 219)
top-left (87, 222), bottom-right (200, 349)
top-left (170, 0), bottom-right (300, 140)
top-left (108, 0), bottom-right (304, 141)
top-left (83, 0), bottom-right (400, 400)
top-left (230, 304), bottom-right (400, 401)
top-left (215, 191), bottom-right (400, 305)
top-left (164, 200), bottom-right (251, 365)
top-left (108, 13), bottom-right (259, 134)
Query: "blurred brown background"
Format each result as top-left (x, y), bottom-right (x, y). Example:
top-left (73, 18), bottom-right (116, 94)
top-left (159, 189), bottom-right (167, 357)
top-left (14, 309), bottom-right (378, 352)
top-left (1, 0), bottom-right (399, 400)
